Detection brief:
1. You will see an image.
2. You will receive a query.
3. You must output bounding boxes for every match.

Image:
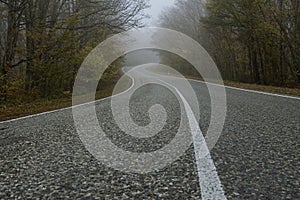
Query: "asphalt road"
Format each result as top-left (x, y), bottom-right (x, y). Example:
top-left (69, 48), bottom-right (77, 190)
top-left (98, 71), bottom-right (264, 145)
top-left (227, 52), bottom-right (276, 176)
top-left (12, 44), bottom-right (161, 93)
top-left (0, 65), bottom-right (299, 199)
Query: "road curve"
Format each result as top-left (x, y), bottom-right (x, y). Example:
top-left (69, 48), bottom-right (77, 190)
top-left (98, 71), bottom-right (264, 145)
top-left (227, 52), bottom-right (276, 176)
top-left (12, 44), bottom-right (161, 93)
top-left (0, 65), bottom-right (299, 199)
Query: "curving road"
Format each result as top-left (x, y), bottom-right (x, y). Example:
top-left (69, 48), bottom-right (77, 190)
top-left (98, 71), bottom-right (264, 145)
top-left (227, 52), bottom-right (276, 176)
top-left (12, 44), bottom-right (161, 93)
top-left (0, 64), bottom-right (299, 199)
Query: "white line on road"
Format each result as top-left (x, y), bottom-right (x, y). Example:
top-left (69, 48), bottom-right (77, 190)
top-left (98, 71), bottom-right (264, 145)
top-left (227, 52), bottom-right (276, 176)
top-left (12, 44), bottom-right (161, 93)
top-left (2, 66), bottom-right (299, 124)
top-left (159, 73), bottom-right (300, 100)
top-left (192, 79), bottom-right (300, 100)
top-left (158, 79), bottom-right (227, 200)
top-left (1, 65), bottom-right (228, 198)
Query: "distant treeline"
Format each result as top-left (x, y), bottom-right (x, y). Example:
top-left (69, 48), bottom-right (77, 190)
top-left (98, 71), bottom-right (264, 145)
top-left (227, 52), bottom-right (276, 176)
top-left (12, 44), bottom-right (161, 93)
top-left (159, 0), bottom-right (300, 87)
top-left (0, 0), bottom-right (148, 104)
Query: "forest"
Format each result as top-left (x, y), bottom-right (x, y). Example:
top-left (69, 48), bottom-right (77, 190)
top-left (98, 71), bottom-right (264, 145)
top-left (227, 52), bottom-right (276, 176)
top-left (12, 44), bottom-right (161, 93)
top-left (0, 0), bottom-right (148, 105)
top-left (0, 0), bottom-right (299, 109)
top-left (159, 0), bottom-right (300, 87)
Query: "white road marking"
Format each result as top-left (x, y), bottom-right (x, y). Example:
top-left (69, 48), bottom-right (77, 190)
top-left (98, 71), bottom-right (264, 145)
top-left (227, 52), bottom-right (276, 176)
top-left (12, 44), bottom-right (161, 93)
top-left (158, 79), bottom-right (227, 200)
top-left (2, 64), bottom-right (298, 199)
top-left (2, 66), bottom-right (299, 124)
top-left (158, 73), bottom-right (300, 101)
top-left (191, 79), bottom-right (300, 100)
top-left (1, 65), bottom-right (228, 198)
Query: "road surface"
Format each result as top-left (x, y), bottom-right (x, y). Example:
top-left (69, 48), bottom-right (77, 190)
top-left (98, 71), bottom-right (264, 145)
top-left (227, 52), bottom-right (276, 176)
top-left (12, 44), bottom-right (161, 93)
top-left (0, 65), bottom-right (299, 199)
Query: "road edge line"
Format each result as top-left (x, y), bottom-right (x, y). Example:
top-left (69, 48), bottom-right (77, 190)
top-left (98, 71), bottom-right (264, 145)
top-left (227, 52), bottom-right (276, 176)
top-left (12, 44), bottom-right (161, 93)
top-left (158, 78), bottom-right (227, 200)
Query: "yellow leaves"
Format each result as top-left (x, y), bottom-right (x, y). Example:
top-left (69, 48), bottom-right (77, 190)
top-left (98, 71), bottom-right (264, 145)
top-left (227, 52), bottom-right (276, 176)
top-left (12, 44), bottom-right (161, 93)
top-left (63, 91), bottom-right (71, 95)
top-left (1, 78), bottom-right (26, 104)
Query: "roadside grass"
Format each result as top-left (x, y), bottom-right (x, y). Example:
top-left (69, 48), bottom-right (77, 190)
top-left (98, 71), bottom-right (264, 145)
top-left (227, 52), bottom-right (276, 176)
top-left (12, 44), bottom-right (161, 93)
top-left (182, 74), bottom-right (300, 97)
top-left (149, 67), bottom-right (300, 97)
top-left (1, 68), bottom-right (299, 122)
top-left (223, 81), bottom-right (300, 97)
top-left (0, 71), bottom-right (133, 122)
top-left (0, 84), bottom-right (115, 122)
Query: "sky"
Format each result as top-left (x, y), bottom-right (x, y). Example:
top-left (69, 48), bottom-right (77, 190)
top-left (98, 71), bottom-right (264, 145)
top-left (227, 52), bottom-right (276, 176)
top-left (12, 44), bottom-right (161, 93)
top-left (144, 0), bottom-right (175, 26)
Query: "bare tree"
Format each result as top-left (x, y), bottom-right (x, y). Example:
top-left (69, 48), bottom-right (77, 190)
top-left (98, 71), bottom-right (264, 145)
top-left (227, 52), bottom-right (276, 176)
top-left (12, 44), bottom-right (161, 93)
top-left (0, 0), bottom-right (149, 100)
top-left (159, 0), bottom-right (300, 86)
top-left (159, 0), bottom-right (205, 40)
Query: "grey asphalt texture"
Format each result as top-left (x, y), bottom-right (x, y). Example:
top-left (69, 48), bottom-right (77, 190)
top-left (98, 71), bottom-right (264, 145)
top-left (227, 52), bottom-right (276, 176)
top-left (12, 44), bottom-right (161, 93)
top-left (0, 66), bottom-right (299, 199)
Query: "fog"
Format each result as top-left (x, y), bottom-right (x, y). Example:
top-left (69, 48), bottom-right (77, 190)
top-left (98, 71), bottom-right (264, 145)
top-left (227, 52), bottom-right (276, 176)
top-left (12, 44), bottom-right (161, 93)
top-left (144, 0), bottom-right (175, 26)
